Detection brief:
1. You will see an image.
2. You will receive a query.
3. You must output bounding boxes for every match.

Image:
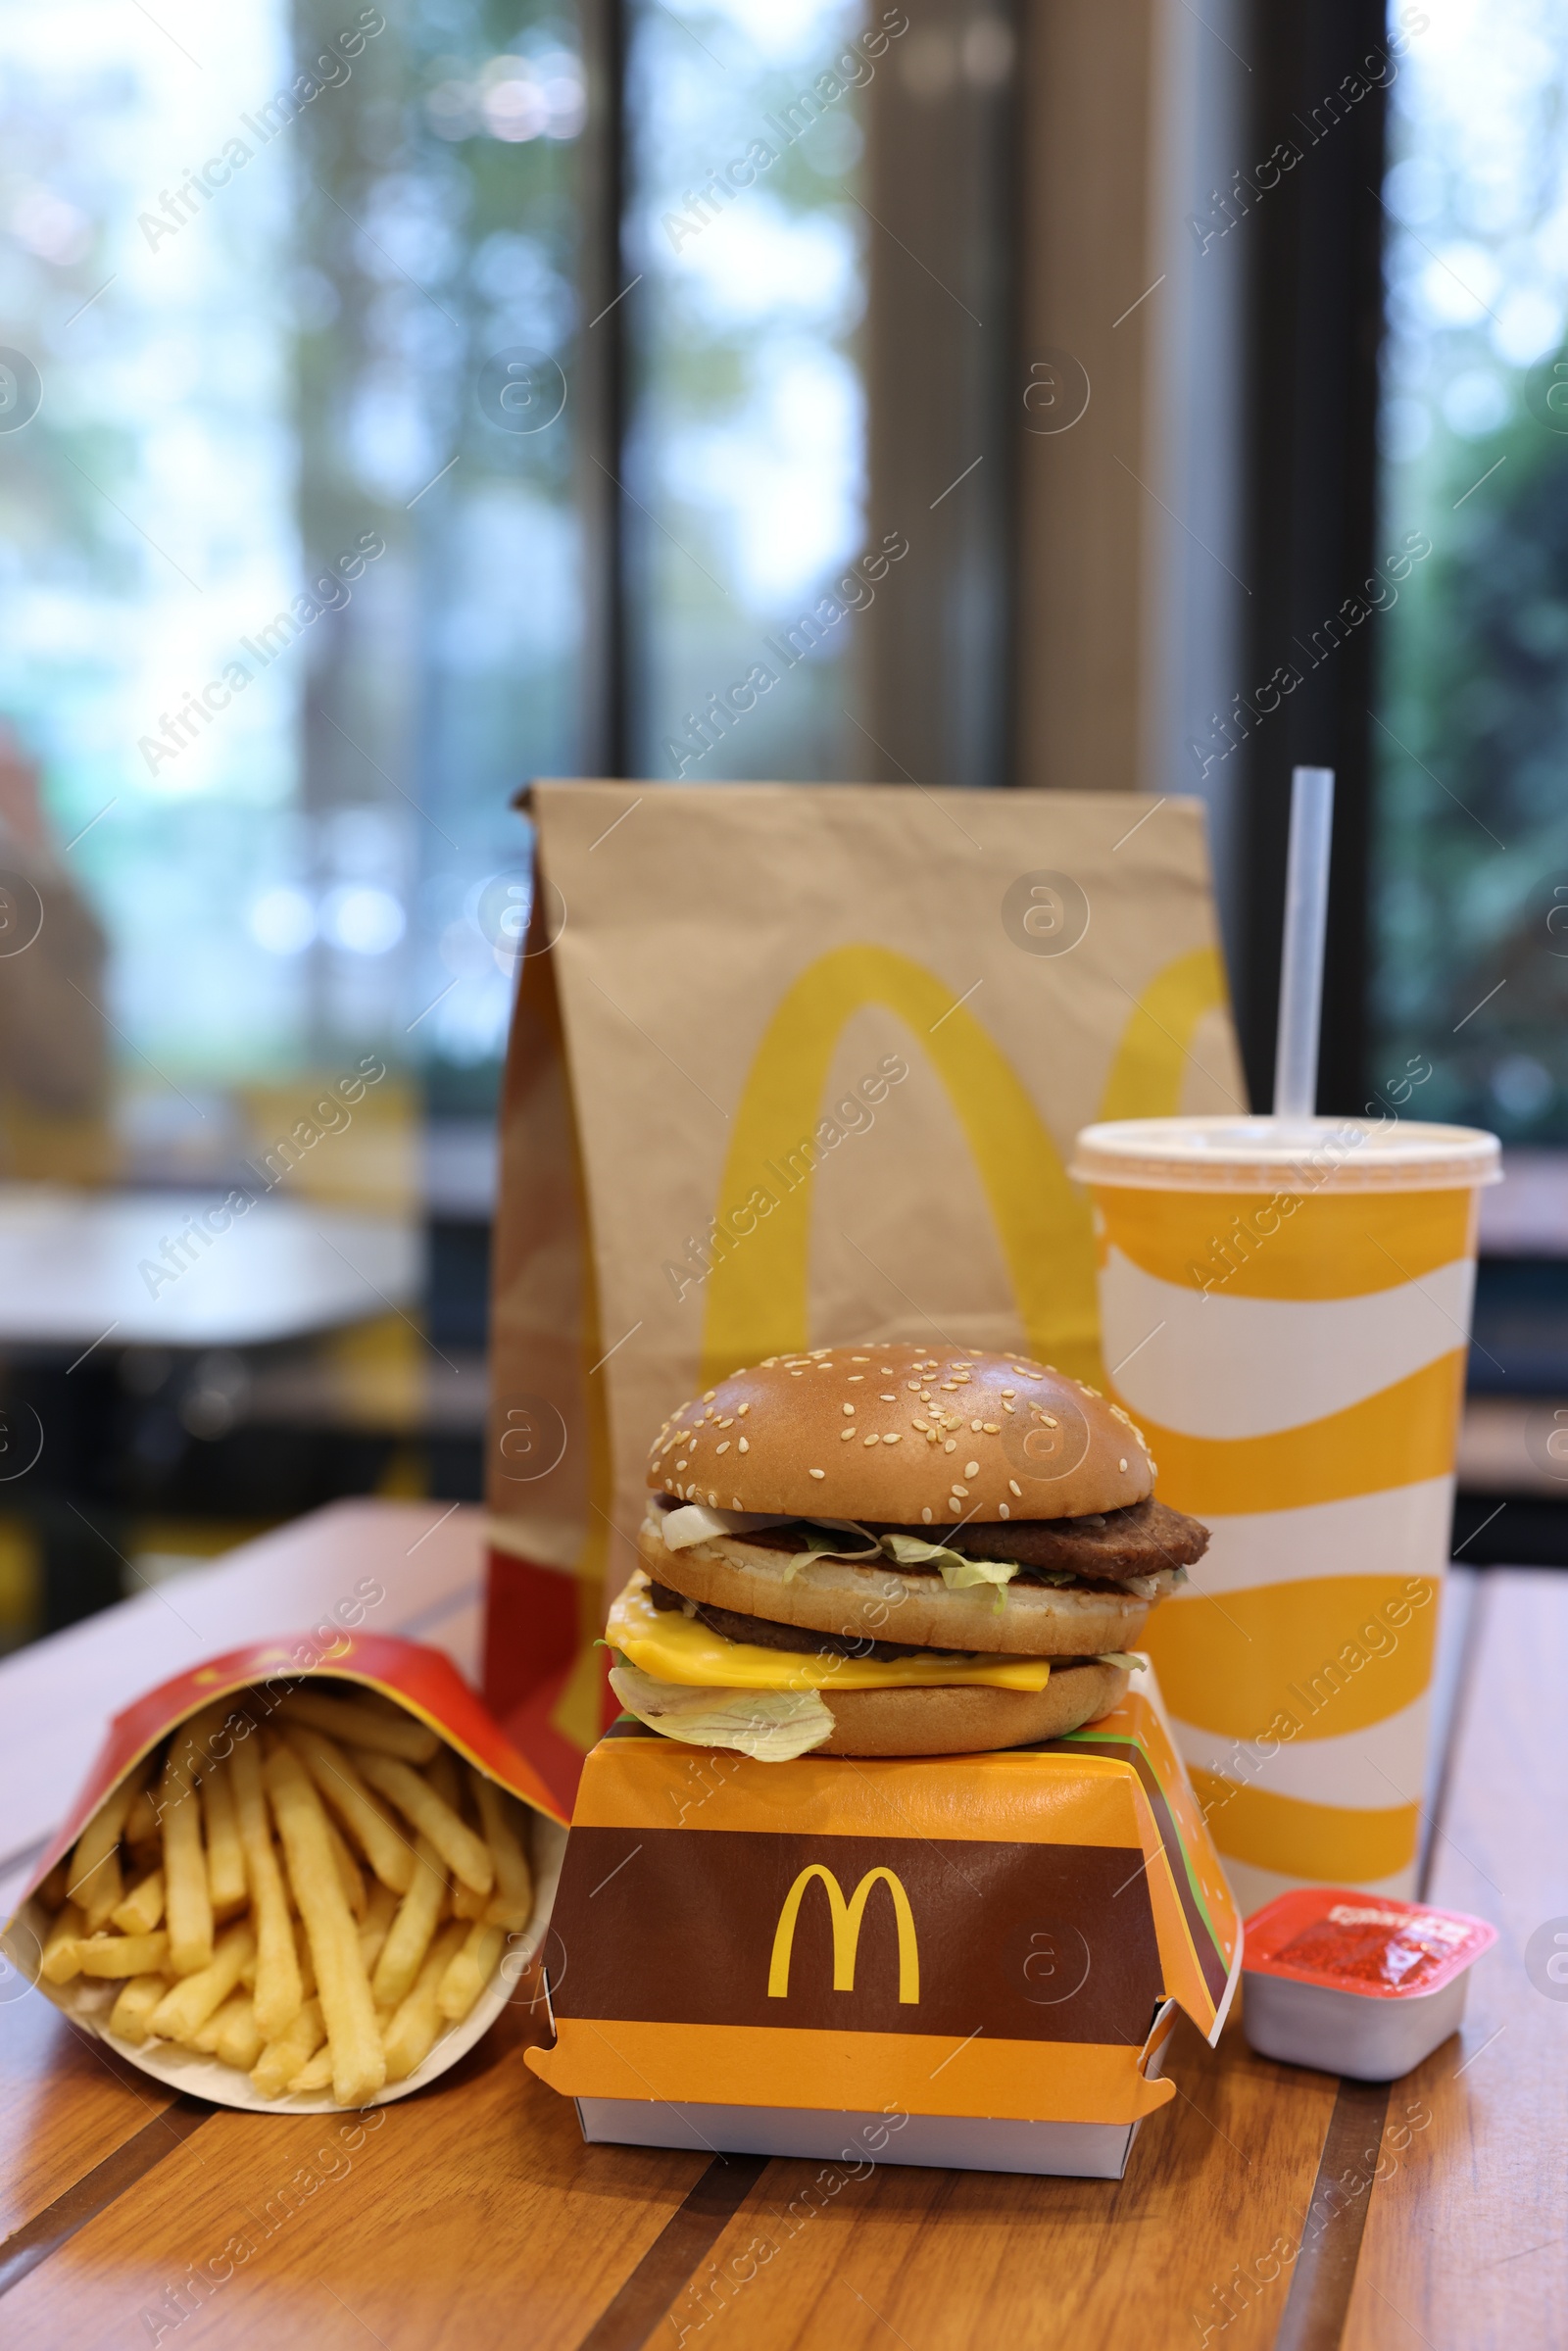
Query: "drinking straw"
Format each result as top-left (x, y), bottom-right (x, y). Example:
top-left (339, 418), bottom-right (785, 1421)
top-left (1272, 765), bottom-right (1335, 1121)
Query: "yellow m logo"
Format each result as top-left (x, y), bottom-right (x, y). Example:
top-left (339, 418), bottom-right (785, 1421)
top-left (700, 942), bottom-right (1229, 1391)
top-left (766, 1864), bottom-right (920, 2004)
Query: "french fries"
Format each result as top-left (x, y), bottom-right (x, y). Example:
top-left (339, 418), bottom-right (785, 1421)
top-left (322, 1811), bottom-right (368, 1921)
top-left (230, 1736), bottom-right (302, 2040)
top-left (285, 1727), bottom-right (415, 1895)
top-left (40, 1901), bottom-right (86, 1984)
top-left (110, 1975), bottom-right (168, 2044)
top-left (147, 1922), bottom-right (256, 2044)
top-left (161, 1747), bottom-right (213, 1977)
top-left (264, 1745), bottom-right (385, 2105)
top-left (384, 1922), bottom-right (469, 2082)
top-left (201, 1755), bottom-right (248, 1918)
top-left (472, 1772), bottom-right (534, 1932)
top-left (112, 1869), bottom-right (166, 1937)
top-left (25, 1680), bottom-right (535, 2106)
top-left (371, 1835), bottom-right (446, 2011)
top-left (279, 1689), bottom-right (438, 1765)
top-left (251, 1995), bottom-right (325, 2099)
top-left (216, 1994), bottom-right (267, 2073)
top-left (352, 1753), bottom-right (494, 1896)
top-left (69, 1767), bottom-right (145, 1935)
top-left (439, 1921), bottom-right (505, 2024)
top-left (78, 1931), bottom-right (171, 1977)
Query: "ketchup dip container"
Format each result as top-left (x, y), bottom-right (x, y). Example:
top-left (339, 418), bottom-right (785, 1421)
top-left (1242, 1888), bottom-right (1497, 2081)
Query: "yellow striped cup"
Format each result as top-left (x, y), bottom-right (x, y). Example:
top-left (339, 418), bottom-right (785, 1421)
top-left (1070, 1115), bottom-right (1499, 1915)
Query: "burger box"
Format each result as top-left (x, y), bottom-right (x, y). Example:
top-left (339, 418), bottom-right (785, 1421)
top-left (525, 1665), bottom-right (1242, 2179)
top-left (2, 1633), bottom-right (569, 2112)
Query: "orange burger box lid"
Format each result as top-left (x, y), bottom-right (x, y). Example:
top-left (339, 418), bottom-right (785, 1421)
top-left (2, 1632), bottom-right (568, 2113)
top-left (525, 1675), bottom-right (1242, 2180)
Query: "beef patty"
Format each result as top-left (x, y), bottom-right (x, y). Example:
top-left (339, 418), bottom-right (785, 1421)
top-left (646, 1579), bottom-right (1105, 1669)
top-left (727, 1494), bottom-right (1206, 1587)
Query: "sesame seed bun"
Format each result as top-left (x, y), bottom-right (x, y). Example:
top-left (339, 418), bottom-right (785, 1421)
top-left (813, 1667), bottom-right (1130, 1757)
top-left (646, 1347), bottom-right (1153, 1526)
top-left (638, 1518), bottom-right (1170, 1657)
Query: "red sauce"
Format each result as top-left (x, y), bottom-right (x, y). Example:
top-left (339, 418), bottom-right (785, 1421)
top-left (1274, 1906), bottom-right (1470, 1991)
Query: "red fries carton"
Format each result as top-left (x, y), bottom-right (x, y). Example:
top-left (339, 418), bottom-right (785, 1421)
top-left (2, 1632), bottom-right (567, 2113)
top-left (526, 1671), bottom-right (1242, 2179)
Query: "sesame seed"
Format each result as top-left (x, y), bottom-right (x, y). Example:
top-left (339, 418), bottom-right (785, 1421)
top-left (708, 1491), bottom-right (717, 1504)
top-left (809, 1468), bottom-right (825, 1480)
top-left (703, 1391), bottom-right (715, 1401)
top-left (906, 1382), bottom-right (921, 1392)
top-left (737, 1403), bottom-right (749, 1416)
top-left (925, 1431), bottom-right (938, 1444)
top-left (852, 1355), bottom-right (870, 1362)
top-left (881, 1393), bottom-right (897, 1402)
top-left (732, 1495), bottom-right (742, 1506)
top-left (842, 1402), bottom-right (856, 1416)
top-left (883, 1433), bottom-right (901, 1444)
top-left (848, 1375), bottom-right (864, 1383)
top-left (816, 1361), bottom-right (833, 1369)
top-left (790, 1370), bottom-right (804, 1377)
top-left (1042, 1414), bottom-right (1058, 1429)
top-left (1008, 1480), bottom-right (1022, 1496)
top-left (738, 1438), bottom-right (749, 1452)
top-left (719, 1417), bottom-right (733, 1427)
top-left (944, 1439), bottom-right (956, 1452)
top-left (716, 1441), bottom-right (730, 1454)
top-left (964, 1460), bottom-right (979, 1476)
top-left (999, 1503), bottom-right (1010, 1518)
top-left (952, 1483), bottom-right (969, 1497)
top-left (921, 1506), bottom-right (933, 1524)
top-left (1003, 1401), bottom-right (1015, 1413)
top-left (674, 1458), bottom-right (688, 1470)
top-left (841, 1429), bottom-right (855, 1442)
top-left (948, 1496), bottom-right (962, 1513)
top-left (912, 1419), bottom-right (928, 1432)
top-left (1119, 1457), bottom-right (1128, 1472)
top-left (983, 1423), bottom-right (1001, 1434)
top-left (862, 1434), bottom-right (878, 1446)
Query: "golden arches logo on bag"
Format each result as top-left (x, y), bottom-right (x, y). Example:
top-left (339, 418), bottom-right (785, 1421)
top-left (767, 1864), bottom-right (920, 2004)
top-left (699, 941), bottom-right (1228, 1390)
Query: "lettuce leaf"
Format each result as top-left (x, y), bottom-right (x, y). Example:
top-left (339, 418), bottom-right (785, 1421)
top-left (874, 1531), bottom-right (1078, 1605)
top-left (607, 1660), bottom-right (834, 1760)
top-left (781, 1523), bottom-right (880, 1582)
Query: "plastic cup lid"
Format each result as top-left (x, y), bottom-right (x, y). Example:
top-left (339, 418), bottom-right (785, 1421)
top-left (1071, 1115), bottom-right (1501, 1195)
top-left (1242, 1887), bottom-right (1496, 1999)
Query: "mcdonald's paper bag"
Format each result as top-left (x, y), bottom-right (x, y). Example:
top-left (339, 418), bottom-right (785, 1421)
top-left (485, 782), bottom-right (1244, 1810)
top-left (525, 1673), bottom-right (1242, 2178)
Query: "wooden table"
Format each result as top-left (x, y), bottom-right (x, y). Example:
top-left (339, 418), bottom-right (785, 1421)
top-left (0, 1501), bottom-right (1558, 2350)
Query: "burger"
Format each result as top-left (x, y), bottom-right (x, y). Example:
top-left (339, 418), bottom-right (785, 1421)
top-left (606, 1344), bottom-right (1208, 1760)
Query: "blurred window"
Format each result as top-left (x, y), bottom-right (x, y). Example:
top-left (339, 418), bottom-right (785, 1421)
top-left (1374, 0), bottom-right (1568, 1138)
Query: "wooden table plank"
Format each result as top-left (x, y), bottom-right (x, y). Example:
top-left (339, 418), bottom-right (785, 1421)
top-left (1, 1994), bottom-right (714, 2351)
top-left (0, 1990), bottom-right (180, 2245)
top-left (642, 2016), bottom-right (1339, 2351)
top-left (1346, 1568), bottom-right (1568, 2351)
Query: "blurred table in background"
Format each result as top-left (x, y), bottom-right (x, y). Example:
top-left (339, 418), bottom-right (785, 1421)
top-left (0, 1186), bottom-right (438, 1644)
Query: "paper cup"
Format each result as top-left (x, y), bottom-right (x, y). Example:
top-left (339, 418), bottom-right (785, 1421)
top-left (1071, 1115), bottom-right (1499, 1913)
top-left (2, 1633), bottom-right (567, 2111)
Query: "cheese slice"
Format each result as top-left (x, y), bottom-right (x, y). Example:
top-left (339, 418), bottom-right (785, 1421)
top-left (608, 1573), bottom-right (1053, 1693)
